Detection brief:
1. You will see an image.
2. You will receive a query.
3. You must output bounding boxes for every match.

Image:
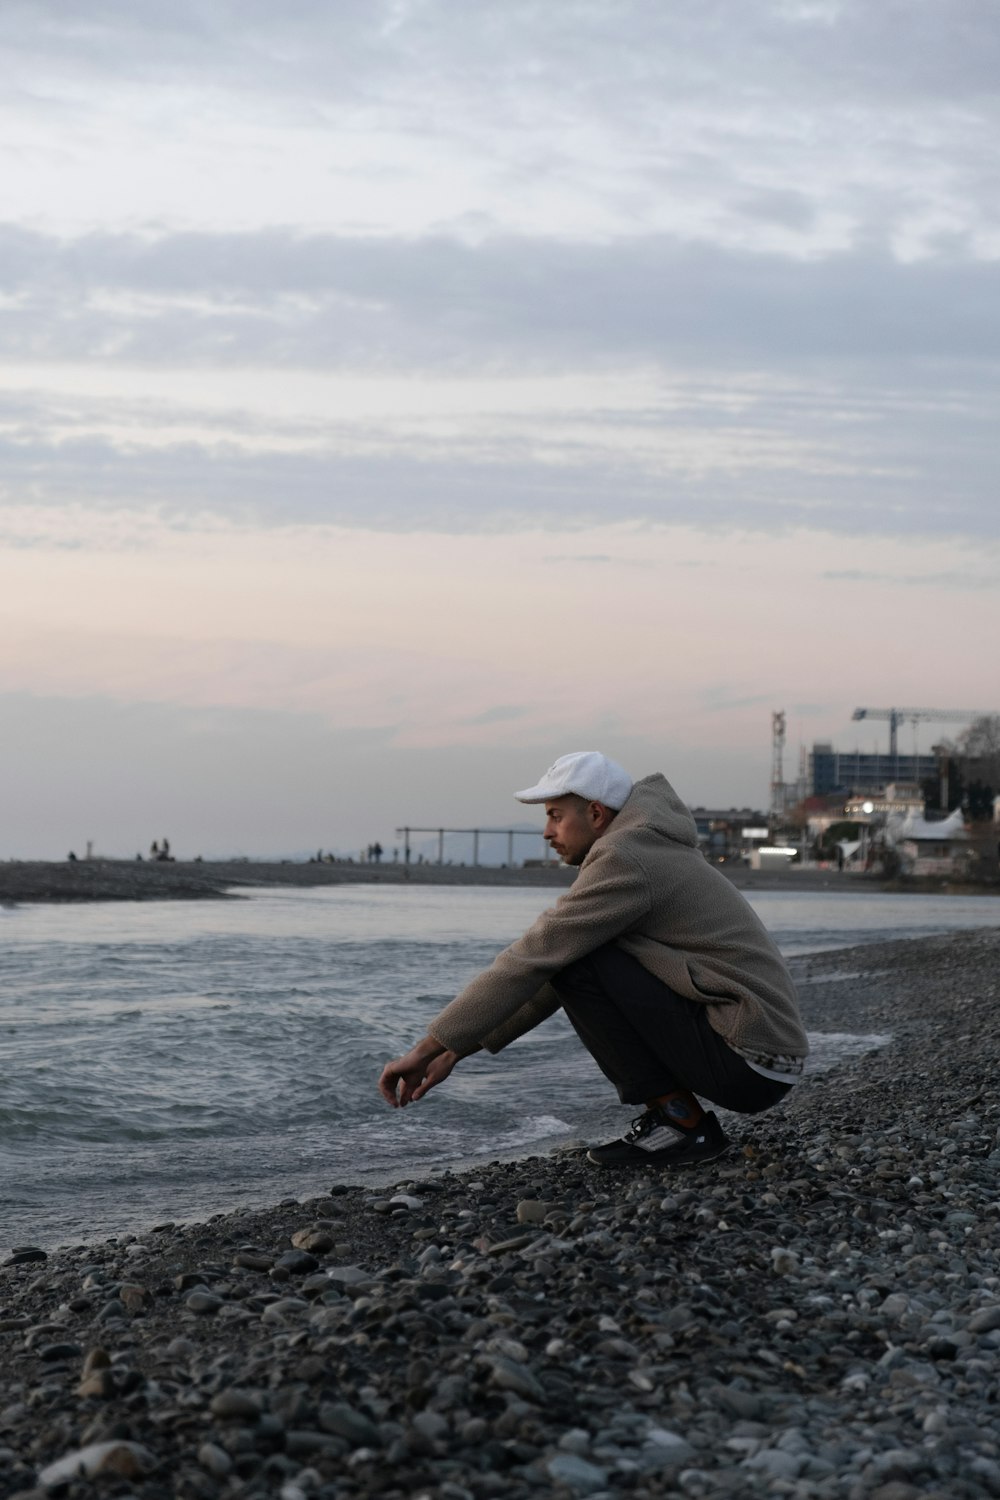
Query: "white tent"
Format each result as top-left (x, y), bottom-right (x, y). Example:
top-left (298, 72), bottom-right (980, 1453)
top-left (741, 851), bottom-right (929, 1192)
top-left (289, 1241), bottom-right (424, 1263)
top-left (886, 805), bottom-right (968, 845)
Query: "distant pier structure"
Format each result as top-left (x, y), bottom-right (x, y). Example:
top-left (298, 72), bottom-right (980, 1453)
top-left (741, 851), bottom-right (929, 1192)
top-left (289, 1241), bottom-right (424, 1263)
top-left (395, 826), bottom-right (553, 867)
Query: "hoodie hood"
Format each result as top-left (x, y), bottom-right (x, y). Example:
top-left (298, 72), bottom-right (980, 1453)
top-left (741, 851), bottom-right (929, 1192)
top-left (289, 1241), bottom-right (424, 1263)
top-left (608, 772), bottom-right (699, 849)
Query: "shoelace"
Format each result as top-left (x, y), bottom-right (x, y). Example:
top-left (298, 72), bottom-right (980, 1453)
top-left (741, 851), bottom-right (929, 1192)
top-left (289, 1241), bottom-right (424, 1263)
top-left (624, 1109), bottom-right (659, 1142)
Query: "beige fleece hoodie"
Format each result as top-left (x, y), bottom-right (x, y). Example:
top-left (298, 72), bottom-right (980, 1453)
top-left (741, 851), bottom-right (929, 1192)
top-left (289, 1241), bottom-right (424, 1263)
top-left (428, 772), bottom-right (808, 1061)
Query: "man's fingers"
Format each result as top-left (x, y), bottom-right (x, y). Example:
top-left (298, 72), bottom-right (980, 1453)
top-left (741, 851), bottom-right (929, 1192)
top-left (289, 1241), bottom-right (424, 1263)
top-left (379, 1042), bottom-right (453, 1109)
top-left (379, 1060), bottom-right (428, 1107)
top-left (378, 1064), bottom-right (404, 1107)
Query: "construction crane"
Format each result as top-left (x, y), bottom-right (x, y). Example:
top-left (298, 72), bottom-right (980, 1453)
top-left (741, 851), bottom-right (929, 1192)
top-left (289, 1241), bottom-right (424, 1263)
top-left (851, 707), bottom-right (996, 757)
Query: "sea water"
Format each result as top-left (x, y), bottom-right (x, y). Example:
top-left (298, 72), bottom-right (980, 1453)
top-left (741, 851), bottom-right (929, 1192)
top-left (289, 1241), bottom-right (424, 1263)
top-left (1, 884), bottom-right (997, 1248)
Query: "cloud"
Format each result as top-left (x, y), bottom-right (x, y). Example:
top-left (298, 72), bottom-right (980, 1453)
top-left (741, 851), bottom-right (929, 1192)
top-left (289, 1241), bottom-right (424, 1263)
top-left (822, 568), bottom-right (1000, 590)
top-left (1, 218), bottom-right (999, 542)
top-left (459, 705), bottom-right (528, 726)
top-left (0, 425), bottom-right (943, 537)
top-left (1, 356), bottom-right (997, 541)
top-left (702, 691), bottom-right (777, 715)
top-left (0, 4), bottom-right (997, 549)
top-left (3, 2), bottom-right (999, 257)
top-left (787, 702), bottom-right (833, 718)
top-left (7, 3), bottom-right (1000, 127)
top-left (0, 621), bottom-right (597, 750)
top-left (2, 225), bottom-right (1000, 369)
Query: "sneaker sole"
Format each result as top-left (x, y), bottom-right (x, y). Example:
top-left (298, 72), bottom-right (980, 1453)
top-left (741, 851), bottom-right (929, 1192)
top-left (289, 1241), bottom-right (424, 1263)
top-left (586, 1141), bottom-right (729, 1169)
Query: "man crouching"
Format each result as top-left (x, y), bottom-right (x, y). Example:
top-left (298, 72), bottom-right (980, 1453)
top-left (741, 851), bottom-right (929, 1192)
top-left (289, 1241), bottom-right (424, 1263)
top-left (378, 751), bottom-right (807, 1169)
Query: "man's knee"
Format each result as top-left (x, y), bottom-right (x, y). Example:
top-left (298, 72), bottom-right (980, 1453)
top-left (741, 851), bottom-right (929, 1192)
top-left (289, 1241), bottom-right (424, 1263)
top-left (549, 950), bottom-right (606, 999)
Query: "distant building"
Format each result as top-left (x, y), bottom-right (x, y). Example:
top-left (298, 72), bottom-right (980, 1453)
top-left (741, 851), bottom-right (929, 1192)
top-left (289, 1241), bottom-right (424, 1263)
top-left (748, 845), bottom-right (798, 872)
top-left (884, 805), bottom-right (970, 877)
top-left (809, 742), bottom-right (937, 797)
top-left (689, 807), bottom-right (769, 862)
top-left (802, 786), bottom-right (923, 867)
top-left (843, 782), bottom-right (925, 819)
top-left (799, 792), bottom-right (849, 841)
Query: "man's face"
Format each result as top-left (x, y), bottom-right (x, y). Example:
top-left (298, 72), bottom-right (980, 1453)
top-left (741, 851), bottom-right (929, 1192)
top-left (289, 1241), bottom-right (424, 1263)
top-left (543, 795), bottom-right (607, 866)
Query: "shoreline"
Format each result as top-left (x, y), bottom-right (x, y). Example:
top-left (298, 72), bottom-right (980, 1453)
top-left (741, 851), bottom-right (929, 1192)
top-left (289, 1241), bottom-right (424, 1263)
top-left (2, 928), bottom-right (999, 1494)
top-left (0, 857), bottom-right (578, 905)
top-left (1, 855), bottom-right (992, 906)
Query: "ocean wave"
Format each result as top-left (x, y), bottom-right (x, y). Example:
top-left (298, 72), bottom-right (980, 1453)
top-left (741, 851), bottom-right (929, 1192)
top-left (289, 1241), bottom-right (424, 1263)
top-left (473, 1113), bottom-right (571, 1154)
top-left (1, 884), bottom-right (995, 1249)
top-left (805, 1030), bottom-right (892, 1072)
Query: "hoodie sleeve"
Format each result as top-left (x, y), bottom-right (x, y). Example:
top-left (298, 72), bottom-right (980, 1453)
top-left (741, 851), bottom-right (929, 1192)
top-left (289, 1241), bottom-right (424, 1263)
top-left (428, 842), bottom-right (652, 1056)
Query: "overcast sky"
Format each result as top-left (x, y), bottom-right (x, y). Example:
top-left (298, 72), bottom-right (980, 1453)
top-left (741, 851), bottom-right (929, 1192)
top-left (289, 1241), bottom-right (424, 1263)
top-left (2, 0), bottom-right (998, 858)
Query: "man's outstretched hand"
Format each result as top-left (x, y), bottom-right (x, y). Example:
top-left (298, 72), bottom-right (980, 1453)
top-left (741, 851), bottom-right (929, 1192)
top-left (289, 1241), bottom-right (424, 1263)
top-left (378, 1036), bottom-right (460, 1107)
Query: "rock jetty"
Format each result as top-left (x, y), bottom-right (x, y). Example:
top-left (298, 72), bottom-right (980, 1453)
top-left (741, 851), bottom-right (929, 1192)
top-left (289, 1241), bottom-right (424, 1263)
top-left (0, 857), bottom-right (895, 907)
top-left (0, 858), bottom-right (575, 905)
top-left (1, 927), bottom-right (999, 1497)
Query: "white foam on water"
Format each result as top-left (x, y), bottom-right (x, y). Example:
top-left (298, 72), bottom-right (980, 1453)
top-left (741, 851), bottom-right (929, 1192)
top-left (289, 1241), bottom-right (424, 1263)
top-left (799, 970), bottom-right (888, 985)
top-left (805, 1030), bottom-right (893, 1073)
top-left (474, 1113), bottom-right (571, 1154)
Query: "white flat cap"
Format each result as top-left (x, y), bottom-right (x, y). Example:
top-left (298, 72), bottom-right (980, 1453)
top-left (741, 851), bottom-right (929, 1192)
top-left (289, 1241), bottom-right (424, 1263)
top-left (514, 751), bottom-right (633, 809)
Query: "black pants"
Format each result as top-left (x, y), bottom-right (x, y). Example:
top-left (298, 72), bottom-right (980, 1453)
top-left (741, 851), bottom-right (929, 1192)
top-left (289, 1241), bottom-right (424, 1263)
top-left (549, 944), bottom-right (792, 1113)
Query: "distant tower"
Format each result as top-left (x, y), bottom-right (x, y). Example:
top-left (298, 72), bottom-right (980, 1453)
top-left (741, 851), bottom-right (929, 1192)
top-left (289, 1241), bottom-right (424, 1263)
top-left (770, 711), bottom-right (787, 824)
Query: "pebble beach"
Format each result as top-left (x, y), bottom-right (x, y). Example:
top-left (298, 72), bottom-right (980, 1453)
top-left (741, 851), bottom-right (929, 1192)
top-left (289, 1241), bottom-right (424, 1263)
top-left (2, 926), bottom-right (999, 1499)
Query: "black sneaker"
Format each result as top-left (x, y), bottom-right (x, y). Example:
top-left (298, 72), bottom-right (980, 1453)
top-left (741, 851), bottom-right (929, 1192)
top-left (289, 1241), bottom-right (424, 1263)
top-left (587, 1108), bottom-right (729, 1168)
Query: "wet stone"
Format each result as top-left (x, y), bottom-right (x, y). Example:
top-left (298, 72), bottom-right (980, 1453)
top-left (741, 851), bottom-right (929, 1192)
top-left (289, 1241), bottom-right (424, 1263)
top-left (547, 1453), bottom-right (609, 1492)
top-left (234, 1250), bottom-right (274, 1272)
top-left (77, 1370), bottom-right (115, 1399)
top-left (486, 1235), bottom-right (535, 1257)
top-left (38, 1439), bottom-right (155, 1486)
top-left (516, 1200), bottom-right (549, 1225)
top-left (300, 1273), bottom-right (333, 1297)
top-left (290, 1227), bottom-right (335, 1254)
top-left (197, 1441), bottom-right (233, 1477)
top-left (319, 1402), bottom-right (381, 1448)
top-left (275, 1249), bottom-right (320, 1276)
top-left (326, 1265), bottom-right (371, 1286)
top-left (118, 1283), bottom-right (150, 1315)
top-left (3, 1248), bottom-right (47, 1267)
top-left (37, 1342), bottom-right (82, 1362)
top-left (185, 1291), bottom-right (223, 1315)
top-left (968, 1305), bottom-right (1000, 1334)
top-left (261, 1297), bottom-right (310, 1322)
top-left (485, 1355), bottom-right (545, 1402)
top-left (210, 1389), bottom-right (262, 1420)
top-left (284, 1429), bottom-right (341, 1456)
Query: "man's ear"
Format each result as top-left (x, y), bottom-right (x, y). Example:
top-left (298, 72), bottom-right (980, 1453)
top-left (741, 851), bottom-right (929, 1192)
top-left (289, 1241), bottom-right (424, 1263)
top-left (588, 801), bottom-right (614, 831)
